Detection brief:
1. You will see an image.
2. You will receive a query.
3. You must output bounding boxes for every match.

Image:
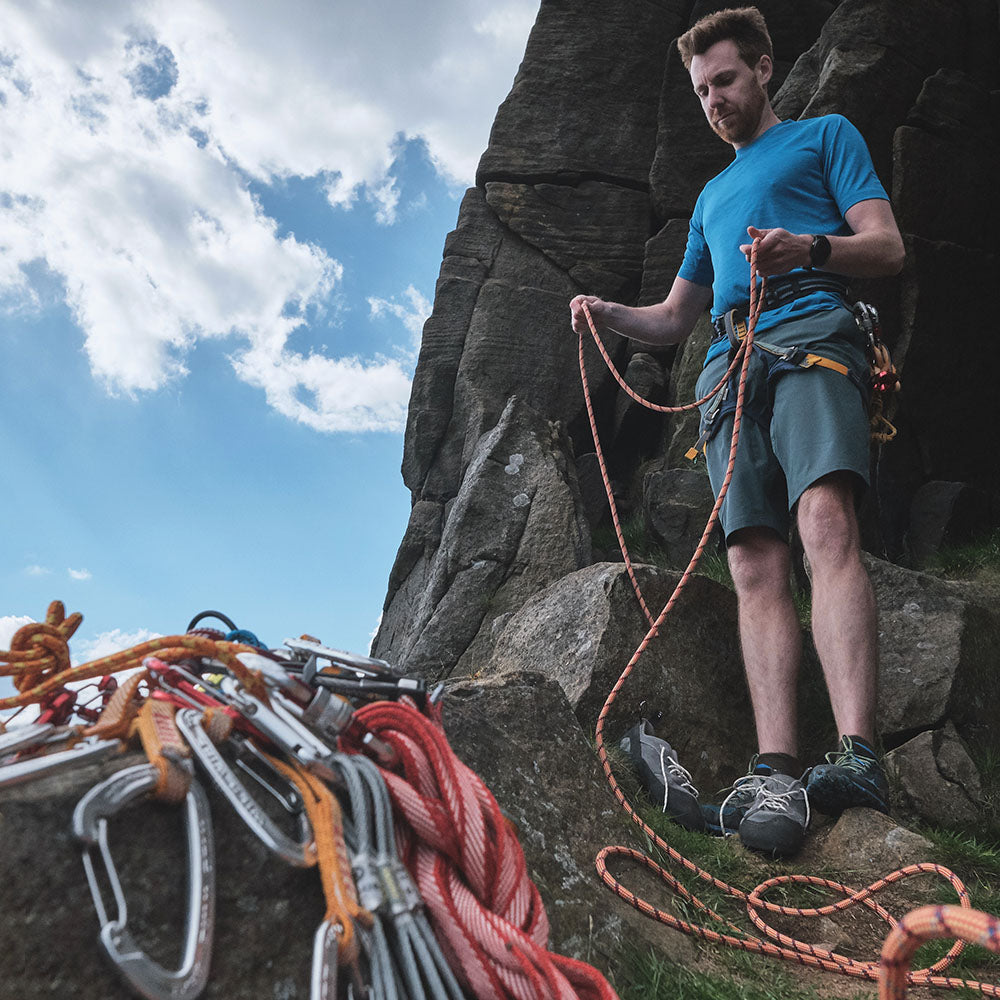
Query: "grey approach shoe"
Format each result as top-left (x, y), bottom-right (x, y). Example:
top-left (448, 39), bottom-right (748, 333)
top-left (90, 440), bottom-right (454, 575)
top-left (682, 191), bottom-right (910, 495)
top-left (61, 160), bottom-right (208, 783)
top-left (736, 772), bottom-right (810, 858)
top-left (620, 720), bottom-right (706, 832)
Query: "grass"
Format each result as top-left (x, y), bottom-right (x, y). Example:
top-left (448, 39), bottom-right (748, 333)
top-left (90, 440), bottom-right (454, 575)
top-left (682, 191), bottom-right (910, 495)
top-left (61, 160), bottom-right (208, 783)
top-left (592, 511), bottom-right (671, 568)
top-left (925, 528), bottom-right (1000, 580)
top-left (616, 943), bottom-right (873, 1000)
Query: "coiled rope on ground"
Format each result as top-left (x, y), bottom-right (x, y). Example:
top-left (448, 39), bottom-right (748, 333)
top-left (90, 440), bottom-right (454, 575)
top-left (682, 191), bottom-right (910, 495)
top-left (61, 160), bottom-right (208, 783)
top-left (577, 239), bottom-right (1000, 997)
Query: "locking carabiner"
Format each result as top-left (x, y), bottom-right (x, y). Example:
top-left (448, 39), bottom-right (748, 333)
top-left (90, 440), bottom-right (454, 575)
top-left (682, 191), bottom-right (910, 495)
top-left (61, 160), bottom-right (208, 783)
top-left (73, 762), bottom-right (216, 1000)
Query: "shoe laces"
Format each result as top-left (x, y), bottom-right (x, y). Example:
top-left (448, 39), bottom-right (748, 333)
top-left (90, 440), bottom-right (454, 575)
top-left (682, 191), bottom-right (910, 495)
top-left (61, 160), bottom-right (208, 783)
top-left (657, 746), bottom-right (698, 812)
top-left (823, 736), bottom-right (875, 773)
top-left (749, 782), bottom-right (811, 826)
top-left (716, 774), bottom-right (766, 835)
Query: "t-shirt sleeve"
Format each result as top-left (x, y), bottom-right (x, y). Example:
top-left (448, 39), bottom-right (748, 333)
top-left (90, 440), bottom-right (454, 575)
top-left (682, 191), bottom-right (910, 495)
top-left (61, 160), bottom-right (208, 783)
top-left (677, 199), bottom-right (714, 289)
top-left (823, 115), bottom-right (889, 215)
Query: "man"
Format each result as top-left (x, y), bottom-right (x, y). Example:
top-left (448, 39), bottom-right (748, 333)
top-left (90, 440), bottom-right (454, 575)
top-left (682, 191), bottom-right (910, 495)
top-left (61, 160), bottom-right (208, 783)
top-left (570, 7), bottom-right (904, 857)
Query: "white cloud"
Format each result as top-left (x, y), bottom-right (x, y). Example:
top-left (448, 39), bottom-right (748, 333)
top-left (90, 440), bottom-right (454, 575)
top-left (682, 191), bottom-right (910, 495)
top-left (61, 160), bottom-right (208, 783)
top-left (0, 1), bottom-right (537, 432)
top-left (368, 285), bottom-right (433, 350)
top-left (24, 565), bottom-right (51, 577)
top-left (0, 615), bottom-right (35, 650)
top-left (67, 568), bottom-right (93, 581)
top-left (73, 628), bottom-right (164, 663)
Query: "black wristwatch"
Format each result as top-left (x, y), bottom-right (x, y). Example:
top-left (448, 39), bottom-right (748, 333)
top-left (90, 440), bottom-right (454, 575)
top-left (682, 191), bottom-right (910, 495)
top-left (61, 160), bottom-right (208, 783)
top-left (809, 234), bottom-right (832, 268)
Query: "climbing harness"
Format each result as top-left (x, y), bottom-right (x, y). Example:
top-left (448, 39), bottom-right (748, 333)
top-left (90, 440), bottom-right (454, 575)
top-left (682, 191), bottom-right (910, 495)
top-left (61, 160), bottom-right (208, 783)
top-left (577, 239), bottom-right (1000, 997)
top-left (687, 289), bottom-right (900, 461)
top-left (1, 603), bottom-right (619, 1000)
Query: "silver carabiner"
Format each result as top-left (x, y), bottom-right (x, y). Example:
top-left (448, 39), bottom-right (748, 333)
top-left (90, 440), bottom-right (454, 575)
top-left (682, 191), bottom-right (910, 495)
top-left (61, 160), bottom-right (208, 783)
top-left (73, 762), bottom-right (216, 1000)
top-left (310, 918), bottom-right (341, 1000)
top-left (0, 737), bottom-right (123, 789)
top-left (0, 721), bottom-right (57, 757)
top-left (282, 637), bottom-right (396, 679)
top-left (175, 708), bottom-right (317, 868)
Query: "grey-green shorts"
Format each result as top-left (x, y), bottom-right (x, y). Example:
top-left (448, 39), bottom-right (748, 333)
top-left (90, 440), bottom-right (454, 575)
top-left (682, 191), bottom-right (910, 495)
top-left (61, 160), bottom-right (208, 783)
top-left (694, 307), bottom-right (871, 541)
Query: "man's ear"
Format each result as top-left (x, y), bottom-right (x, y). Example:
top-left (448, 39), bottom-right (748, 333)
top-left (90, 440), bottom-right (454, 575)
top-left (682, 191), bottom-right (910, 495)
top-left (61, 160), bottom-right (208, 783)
top-left (756, 54), bottom-right (773, 87)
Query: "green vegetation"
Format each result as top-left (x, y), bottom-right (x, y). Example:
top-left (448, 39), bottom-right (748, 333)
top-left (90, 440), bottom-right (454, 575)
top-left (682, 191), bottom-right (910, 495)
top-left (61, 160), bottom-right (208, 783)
top-left (616, 944), bottom-right (873, 1000)
top-left (604, 739), bottom-right (1000, 999)
top-left (924, 527), bottom-right (1000, 580)
top-left (592, 512), bottom-right (670, 568)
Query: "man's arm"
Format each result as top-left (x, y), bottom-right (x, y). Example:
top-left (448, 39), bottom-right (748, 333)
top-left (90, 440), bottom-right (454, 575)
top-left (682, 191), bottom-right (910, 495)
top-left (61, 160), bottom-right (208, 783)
top-left (569, 276), bottom-right (713, 347)
top-left (737, 198), bottom-right (905, 278)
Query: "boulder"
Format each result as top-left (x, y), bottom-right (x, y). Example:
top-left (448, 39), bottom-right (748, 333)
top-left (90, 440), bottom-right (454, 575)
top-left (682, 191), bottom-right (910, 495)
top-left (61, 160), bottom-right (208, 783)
top-left (574, 451), bottom-right (614, 530)
top-left (892, 69), bottom-right (1000, 250)
top-left (867, 556), bottom-right (1000, 748)
top-left (886, 722), bottom-right (986, 828)
top-left (477, 0), bottom-right (682, 186)
top-left (642, 462), bottom-right (720, 570)
top-left (0, 753), bottom-right (325, 1000)
top-left (803, 808), bottom-right (935, 884)
top-left (609, 352), bottom-right (671, 478)
top-left (374, 397), bottom-right (592, 681)
top-left (772, 0), bottom-right (963, 184)
top-left (906, 481), bottom-right (999, 569)
top-left (482, 561), bottom-right (756, 791)
top-left (485, 181), bottom-right (651, 302)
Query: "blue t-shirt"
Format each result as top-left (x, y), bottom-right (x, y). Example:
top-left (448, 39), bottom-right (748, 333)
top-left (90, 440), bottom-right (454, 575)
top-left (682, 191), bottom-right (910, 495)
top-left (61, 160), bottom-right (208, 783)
top-left (677, 115), bottom-right (888, 359)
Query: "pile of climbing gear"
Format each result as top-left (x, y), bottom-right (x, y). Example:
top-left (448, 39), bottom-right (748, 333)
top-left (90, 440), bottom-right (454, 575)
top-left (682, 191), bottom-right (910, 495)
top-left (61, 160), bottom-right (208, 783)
top-left (577, 241), bottom-right (1000, 998)
top-left (1, 601), bottom-right (618, 1000)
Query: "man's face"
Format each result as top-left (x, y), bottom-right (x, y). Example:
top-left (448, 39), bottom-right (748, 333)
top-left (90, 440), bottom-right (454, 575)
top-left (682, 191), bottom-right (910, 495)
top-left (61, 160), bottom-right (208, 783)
top-left (689, 39), bottom-right (770, 147)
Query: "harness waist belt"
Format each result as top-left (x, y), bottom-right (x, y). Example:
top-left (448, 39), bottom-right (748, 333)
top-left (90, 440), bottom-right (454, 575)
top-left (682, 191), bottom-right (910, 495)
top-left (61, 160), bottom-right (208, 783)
top-left (712, 273), bottom-right (851, 338)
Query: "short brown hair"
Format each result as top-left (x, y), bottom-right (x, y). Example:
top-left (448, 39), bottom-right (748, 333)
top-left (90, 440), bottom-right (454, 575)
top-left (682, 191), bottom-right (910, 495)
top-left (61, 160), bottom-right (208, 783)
top-left (677, 6), bottom-right (773, 72)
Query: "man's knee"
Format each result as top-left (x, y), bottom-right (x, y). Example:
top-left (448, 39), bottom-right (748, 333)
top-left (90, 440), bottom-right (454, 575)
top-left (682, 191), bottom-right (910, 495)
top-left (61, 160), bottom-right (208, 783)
top-left (797, 473), bottom-right (862, 568)
top-left (727, 528), bottom-right (791, 596)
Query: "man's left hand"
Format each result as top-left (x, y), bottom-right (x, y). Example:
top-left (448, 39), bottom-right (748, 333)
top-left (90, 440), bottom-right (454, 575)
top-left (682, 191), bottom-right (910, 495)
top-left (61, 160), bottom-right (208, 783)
top-left (739, 226), bottom-right (810, 275)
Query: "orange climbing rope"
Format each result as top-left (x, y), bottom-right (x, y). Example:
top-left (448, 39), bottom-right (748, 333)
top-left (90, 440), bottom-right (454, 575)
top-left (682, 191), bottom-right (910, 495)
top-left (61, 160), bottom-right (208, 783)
top-left (881, 906), bottom-right (1000, 999)
top-left (0, 601), bottom-right (269, 723)
top-left (577, 240), bottom-right (1000, 996)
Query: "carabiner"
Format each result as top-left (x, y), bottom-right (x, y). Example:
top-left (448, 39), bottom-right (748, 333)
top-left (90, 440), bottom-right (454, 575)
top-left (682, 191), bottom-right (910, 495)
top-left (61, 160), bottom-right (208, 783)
top-left (0, 736), bottom-right (122, 790)
top-left (0, 721), bottom-right (57, 757)
top-left (73, 762), bottom-right (216, 1000)
top-left (310, 918), bottom-right (341, 1000)
top-left (175, 708), bottom-right (317, 868)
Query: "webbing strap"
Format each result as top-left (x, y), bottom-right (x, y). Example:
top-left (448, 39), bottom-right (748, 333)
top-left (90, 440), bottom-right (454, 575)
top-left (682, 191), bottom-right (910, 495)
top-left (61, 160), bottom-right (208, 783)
top-left (267, 754), bottom-right (373, 968)
top-left (134, 698), bottom-right (193, 804)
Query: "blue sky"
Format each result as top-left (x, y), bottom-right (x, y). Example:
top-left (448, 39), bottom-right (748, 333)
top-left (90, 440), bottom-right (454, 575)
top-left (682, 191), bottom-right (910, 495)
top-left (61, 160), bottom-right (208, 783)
top-left (0, 0), bottom-right (537, 688)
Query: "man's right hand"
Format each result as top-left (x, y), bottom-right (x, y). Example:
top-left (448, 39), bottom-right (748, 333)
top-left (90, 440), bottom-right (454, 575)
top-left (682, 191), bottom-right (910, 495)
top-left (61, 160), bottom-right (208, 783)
top-left (569, 294), bottom-right (610, 336)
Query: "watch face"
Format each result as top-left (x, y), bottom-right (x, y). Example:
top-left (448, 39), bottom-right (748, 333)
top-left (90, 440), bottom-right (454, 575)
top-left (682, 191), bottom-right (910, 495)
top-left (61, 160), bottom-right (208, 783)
top-left (811, 235), bottom-right (831, 267)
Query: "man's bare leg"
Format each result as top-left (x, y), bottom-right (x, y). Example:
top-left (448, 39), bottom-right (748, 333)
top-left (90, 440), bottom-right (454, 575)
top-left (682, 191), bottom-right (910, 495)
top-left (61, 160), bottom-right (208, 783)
top-left (727, 526), bottom-right (803, 757)
top-left (796, 472), bottom-right (878, 743)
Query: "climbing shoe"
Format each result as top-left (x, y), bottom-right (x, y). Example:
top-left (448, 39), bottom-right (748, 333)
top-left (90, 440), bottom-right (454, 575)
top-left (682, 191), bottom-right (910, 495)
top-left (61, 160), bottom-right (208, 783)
top-left (701, 754), bottom-right (800, 838)
top-left (737, 772), bottom-right (810, 857)
top-left (619, 720), bottom-right (706, 832)
top-left (805, 735), bottom-right (890, 815)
